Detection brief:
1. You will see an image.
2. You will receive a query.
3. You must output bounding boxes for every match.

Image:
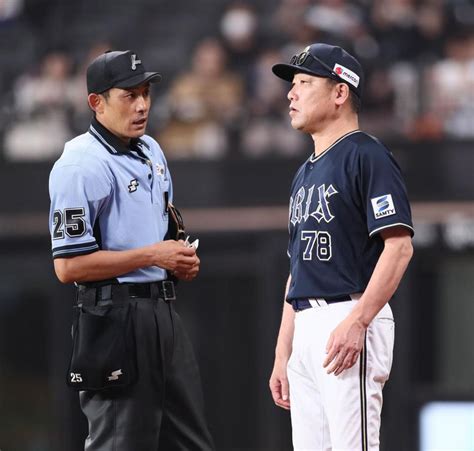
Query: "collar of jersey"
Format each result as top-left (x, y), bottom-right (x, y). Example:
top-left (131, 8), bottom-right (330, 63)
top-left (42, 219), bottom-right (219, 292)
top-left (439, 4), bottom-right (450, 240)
top-left (88, 116), bottom-right (149, 155)
top-left (308, 130), bottom-right (361, 163)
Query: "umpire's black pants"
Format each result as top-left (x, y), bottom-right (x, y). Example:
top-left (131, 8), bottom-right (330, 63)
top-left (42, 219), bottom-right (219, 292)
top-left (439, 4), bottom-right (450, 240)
top-left (78, 287), bottom-right (214, 451)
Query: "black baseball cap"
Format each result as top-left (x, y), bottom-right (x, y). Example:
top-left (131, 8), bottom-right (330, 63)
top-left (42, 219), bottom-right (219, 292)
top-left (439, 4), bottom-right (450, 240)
top-left (87, 50), bottom-right (162, 94)
top-left (272, 43), bottom-right (364, 98)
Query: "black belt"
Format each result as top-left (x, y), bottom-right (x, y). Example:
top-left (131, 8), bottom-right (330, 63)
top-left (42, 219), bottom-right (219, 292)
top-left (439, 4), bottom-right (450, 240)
top-left (76, 281), bottom-right (176, 306)
top-left (291, 295), bottom-right (352, 312)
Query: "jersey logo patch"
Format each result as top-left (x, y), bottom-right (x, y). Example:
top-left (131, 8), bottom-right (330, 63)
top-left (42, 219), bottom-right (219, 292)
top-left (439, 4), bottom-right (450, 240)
top-left (107, 369), bottom-right (123, 381)
top-left (128, 179), bottom-right (139, 193)
top-left (156, 163), bottom-right (165, 178)
top-left (371, 194), bottom-right (396, 219)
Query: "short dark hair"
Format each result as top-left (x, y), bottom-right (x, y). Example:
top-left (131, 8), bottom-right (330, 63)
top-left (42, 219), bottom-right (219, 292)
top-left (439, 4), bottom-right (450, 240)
top-left (326, 78), bottom-right (360, 114)
top-left (100, 90), bottom-right (111, 100)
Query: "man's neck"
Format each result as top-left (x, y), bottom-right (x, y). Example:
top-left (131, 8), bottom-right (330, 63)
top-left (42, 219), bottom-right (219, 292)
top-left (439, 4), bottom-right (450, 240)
top-left (311, 116), bottom-right (359, 156)
top-left (95, 115), bottom-right (131, 145)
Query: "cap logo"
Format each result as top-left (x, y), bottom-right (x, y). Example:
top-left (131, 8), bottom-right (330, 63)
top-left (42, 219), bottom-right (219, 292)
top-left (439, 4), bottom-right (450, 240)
top-left (333, 63), bottom-right (359, 88)
top-left (131, 54), bottom-right (142, 71)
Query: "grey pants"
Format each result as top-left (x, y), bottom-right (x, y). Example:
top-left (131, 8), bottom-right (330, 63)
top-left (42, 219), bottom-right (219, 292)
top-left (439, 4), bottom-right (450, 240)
top-left (79, 296), bottom-right (214, 451)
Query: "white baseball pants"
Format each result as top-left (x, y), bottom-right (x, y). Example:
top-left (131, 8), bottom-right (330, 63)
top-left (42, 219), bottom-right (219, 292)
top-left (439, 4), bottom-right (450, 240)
top-left (287, 299), bottom-right (395, 451)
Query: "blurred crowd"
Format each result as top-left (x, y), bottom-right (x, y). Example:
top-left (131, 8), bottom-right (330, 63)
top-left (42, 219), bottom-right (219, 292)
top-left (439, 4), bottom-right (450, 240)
top-left (1, 0), bottom-right (474, 162)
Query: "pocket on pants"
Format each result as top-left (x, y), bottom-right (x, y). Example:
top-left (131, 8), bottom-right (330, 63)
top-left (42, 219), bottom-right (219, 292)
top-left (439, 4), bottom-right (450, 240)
top-left (367, 317), bottom-right (395, 382)
top-left (66, 303), bottom-right (138, 391)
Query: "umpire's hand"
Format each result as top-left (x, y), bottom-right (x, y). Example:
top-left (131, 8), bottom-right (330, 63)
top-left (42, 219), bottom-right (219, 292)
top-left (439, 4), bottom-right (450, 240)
top-left (152, 240), bottom-right (200, 280)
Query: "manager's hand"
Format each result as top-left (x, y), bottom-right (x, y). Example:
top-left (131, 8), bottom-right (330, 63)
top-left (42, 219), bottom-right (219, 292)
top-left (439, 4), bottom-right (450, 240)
top-left (269, 358), bottom-right (291, 410)
top-left (323, 314), bottom-right (366, 376)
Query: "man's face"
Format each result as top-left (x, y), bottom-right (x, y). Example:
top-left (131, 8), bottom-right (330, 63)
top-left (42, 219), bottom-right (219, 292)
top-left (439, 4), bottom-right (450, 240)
top-left (97, 83), bottom-right (151, 142)
top-left (287, 73), bottom-right (334, 134)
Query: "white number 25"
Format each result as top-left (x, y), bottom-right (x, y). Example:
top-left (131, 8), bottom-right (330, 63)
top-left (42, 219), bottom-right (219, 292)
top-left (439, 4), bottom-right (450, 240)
top-left (70, 373), bottom-right (83, 383)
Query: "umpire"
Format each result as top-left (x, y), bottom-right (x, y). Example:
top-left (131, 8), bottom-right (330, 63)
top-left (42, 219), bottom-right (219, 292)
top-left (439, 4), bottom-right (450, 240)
top-left (48, 50), bottom-right (214, 450)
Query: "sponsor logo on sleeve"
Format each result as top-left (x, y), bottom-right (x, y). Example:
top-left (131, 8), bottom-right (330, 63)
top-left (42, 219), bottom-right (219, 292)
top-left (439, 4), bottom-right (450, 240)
top-left (371, 194), bottom-right (396, 219)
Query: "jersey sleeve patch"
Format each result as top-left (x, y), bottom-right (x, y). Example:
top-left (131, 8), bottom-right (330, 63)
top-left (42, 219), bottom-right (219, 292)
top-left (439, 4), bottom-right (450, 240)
top-left (49, 163), bottom-right (110, 260)
top-left (370, 194), bottom-right (396, 219)
top-left (358, 143), bottom-right (414, 237)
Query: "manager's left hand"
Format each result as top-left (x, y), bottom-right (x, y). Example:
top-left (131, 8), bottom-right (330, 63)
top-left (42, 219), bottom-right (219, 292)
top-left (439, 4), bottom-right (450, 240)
top-left (323, 314), bottom-right (366, 376)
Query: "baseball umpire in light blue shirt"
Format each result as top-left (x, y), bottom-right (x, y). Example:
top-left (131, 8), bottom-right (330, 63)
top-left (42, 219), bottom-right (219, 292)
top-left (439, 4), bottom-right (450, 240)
top-left (49, 50), bottom-right (214, 450)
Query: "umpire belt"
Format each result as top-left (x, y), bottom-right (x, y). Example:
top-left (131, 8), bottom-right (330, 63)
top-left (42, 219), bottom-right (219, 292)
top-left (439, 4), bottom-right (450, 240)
top-left (76, 281), bottom-right (176, 306)
top-left (291, 293), bottom-right (361, 312)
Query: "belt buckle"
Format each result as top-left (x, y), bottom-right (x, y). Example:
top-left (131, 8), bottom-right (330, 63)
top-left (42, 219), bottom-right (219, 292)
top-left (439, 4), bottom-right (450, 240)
top-left (162, 281), bottom-right (176, 301)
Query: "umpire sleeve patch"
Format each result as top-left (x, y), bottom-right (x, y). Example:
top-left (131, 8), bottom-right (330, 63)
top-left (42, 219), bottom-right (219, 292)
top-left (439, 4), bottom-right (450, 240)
top-left (371, 194), bottom-right (396, 220)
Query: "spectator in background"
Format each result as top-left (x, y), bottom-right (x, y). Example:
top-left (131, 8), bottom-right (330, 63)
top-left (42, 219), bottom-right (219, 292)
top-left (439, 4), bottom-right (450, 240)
top-left (4, 51), bottom-right (74, 161)
top-left (419, 31), bottom-right (474, 139)
top-left (158, 38), bottom-right (244, 159)
top-left (0, 0), bottom-right (23, 22)
top-left (273, 0), bottom-right (320, 58)
top-left (358, 68), bottom-right (399, 138)
top-left (1, 0), bottom-right (474, 164)
top-left (68, 41), bottom-right (112, 134)
top-left (306, 0), bottom-right (363, 44)
top-left (369, 0), bottom-right (420, 63)
top-left (220, 1), bottom-right (259, 89)
top-left (415, 0), bottom-right (446, 60)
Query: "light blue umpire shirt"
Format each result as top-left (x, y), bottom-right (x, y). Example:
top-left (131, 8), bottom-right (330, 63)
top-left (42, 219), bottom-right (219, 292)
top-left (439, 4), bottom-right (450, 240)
top-left (48, 116), bottom-right (172, 283)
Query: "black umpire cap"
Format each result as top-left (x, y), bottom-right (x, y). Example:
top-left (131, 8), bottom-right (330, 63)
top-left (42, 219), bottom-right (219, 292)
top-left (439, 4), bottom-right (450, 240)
top-left (272, 43), bottom-right (364, 99)
top-left (87, 50), bottom-right (162, 94)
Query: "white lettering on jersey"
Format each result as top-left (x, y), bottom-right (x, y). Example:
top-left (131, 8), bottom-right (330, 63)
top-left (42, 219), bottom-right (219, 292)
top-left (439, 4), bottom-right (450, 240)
top-left (371, 194), bottom-right (396, 219)
top-left (290, 183), bottom-right (338, 225)
top-left (311, 184), bottom-right (338, 223)
top-left (291, 186), bottom-right (305, 226)
top-left (303, 185), bottom-right (315, 222)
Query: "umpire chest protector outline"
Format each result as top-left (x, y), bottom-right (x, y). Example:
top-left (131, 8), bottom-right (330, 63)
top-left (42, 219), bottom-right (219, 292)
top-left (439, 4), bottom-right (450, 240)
top-left (286, 130), bottom-right (414, 301)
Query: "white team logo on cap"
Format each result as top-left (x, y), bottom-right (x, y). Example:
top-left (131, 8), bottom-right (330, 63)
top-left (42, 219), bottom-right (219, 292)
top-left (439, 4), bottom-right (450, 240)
top-left (371, 194), bottom-right (396, 219)
top-left (333, 63), bottom-right (360, 88)
top-left (131, 54), bottom-right (142, 71)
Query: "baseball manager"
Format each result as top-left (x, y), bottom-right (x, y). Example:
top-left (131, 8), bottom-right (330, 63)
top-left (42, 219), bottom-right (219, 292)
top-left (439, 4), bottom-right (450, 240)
top-left (269, 43), bottom-right (414, 450)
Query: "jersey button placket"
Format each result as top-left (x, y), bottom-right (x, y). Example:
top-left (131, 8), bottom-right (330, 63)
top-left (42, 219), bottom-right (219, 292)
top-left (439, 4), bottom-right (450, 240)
top-left (146, 159), bottom-right (154, 203)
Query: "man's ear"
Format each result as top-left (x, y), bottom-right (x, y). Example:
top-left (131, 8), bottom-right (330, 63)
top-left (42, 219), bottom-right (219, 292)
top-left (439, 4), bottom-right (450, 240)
top-left (88, 93), bottom-right (103, 113)
top-left (334, 83), bottom-right (350, 107)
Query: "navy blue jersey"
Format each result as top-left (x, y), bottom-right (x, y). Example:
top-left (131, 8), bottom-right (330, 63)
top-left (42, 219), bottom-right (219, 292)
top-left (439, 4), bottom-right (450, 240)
top-left (286, 130), bottom-right (414, 301)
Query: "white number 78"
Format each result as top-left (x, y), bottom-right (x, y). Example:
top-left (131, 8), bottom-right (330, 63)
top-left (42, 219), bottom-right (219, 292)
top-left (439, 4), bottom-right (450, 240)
top-left (301, 231), bottom-right (332, 261)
